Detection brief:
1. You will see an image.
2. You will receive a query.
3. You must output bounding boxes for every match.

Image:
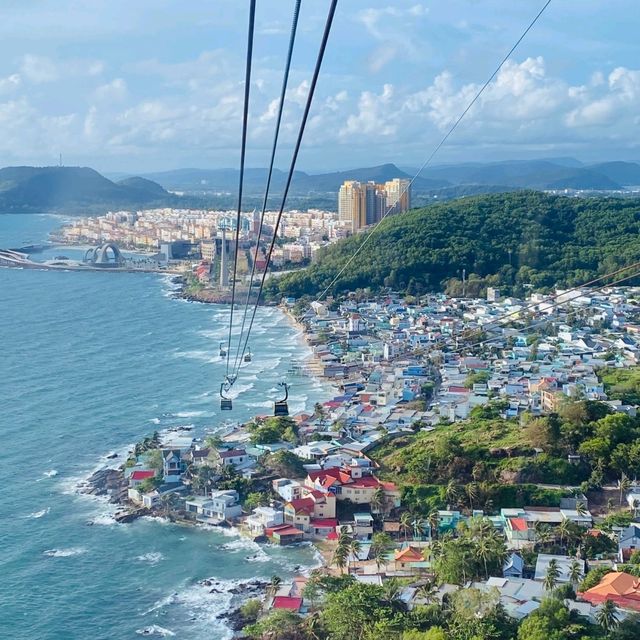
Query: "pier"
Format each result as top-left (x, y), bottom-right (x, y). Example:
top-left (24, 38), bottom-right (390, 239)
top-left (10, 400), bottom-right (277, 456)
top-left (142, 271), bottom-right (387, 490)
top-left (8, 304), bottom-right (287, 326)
top-left (0, 245), bottom-right (179, 274)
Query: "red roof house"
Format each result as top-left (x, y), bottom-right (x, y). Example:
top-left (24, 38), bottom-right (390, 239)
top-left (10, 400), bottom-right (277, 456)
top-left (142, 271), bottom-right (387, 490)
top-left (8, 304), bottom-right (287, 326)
top-left (272, 596), bottom-right (303, 612)
top-left (578, 572), bottom-right (640, 612)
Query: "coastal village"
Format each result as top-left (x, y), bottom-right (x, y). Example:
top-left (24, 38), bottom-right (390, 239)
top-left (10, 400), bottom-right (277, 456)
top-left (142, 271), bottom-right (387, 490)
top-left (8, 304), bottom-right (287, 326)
top-left (94, 284), bottom-right (640, 636)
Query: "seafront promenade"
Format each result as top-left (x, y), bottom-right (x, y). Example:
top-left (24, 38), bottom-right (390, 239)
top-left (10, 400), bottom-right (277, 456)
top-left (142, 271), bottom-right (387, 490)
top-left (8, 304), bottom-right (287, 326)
top-left (0, 247), bottom-right (180, 273)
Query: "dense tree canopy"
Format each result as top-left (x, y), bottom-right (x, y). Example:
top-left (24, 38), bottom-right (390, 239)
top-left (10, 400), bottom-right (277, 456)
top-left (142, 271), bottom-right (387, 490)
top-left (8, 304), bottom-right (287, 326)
top-left (265, 192), bottom-right (640, 299)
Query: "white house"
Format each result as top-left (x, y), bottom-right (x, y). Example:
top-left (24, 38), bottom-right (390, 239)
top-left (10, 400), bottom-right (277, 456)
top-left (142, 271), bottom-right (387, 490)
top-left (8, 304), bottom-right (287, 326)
top-left (245, 506), bottom-right (284, 537)
top-left (186, 489), bottom-right (243, 524)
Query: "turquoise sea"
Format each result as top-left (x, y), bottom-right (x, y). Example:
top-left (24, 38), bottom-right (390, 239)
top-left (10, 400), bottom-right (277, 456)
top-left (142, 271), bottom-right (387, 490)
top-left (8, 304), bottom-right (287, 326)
top-left (0, 214), bottom-right (329, 639)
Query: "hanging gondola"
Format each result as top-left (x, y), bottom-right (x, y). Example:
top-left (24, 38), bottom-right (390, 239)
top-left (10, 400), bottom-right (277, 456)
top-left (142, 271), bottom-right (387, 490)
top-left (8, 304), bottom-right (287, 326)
top-left (244, 346), bottom-right (252, 363)
top-left (274, 382), bottom-right (289, 417)
top-left (220, 383), bottom-right (233, 411)
top-left (219, 342), bottom-right (227, 358)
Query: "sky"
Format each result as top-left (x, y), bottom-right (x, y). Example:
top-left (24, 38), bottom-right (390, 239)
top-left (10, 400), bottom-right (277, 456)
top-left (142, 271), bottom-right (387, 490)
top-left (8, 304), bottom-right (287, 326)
top-left (0, 0), bottom-right (638, 173)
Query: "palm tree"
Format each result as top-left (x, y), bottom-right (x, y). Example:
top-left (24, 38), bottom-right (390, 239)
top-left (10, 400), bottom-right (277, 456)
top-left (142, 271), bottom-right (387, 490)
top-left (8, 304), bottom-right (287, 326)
top-left (332, 543), bottom-right (348, 574)
top-left (427, 510), bottom-right (440, 541)
top-left (399, 511), bottom-right (413, 541)
top-left (371, 532), bottom-right (393, 572)
top-left (575, 501), bottom-right (588, 517)
top-left (596, 599), bottom-right (620, 632)
top-left (568, 559), bottom-right (582, 588)
top-left (445, 480), bottom-right (460, 508)
top-left (543, 558), bottom-right (561, 591)
top-left (488, 530), bottom-right (508, 573)
top-left (534, 522), bottom-right (553, 551)
top-left (371, 487), bottom-right (386, 517)
top-left (466, 482), bottom-right (480, 511)
top-left (348, 538), bottom-right (361, 573)
top-left (381, 578), bottom-right (402, 608)
top-left (412, 515), bottom-right (426, 541)
top-left (619, 473), bottom-right (632, 506)
top-left (557, 519), bottom-right (571, 550)
top-left (416, 580), bottom-right (438, 604)
top-left (475, 534), bottom-right (493, 579)
top-left (268, 575), bottom-right (282, 596)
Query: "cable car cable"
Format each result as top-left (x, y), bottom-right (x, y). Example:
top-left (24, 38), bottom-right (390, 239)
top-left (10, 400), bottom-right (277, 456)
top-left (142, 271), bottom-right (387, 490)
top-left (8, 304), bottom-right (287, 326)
top-left (225, 0), bottom-right (257, 378)
top-left (233, 0), bottom-right (303, 373)
top-left (314, 0), bottom-right (553, 303)
top-left (234, 0), bottom-right (338, 376)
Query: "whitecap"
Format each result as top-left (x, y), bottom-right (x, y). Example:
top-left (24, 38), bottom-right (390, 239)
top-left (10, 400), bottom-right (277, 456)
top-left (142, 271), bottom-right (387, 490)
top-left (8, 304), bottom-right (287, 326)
top-left (173, 410), bottom-right (206, 418)
top-left (136, 625), bottom-right (176, 637)
top-left (149, 417), bottom-right (161, 425)
top-left (43, 469), bottom-right (58, 478)
top-left (136, 552), bottom-right (165, 565)
top-left (24, 508), bottom-right (50, 519)
top-left (89, 512), bottom-right (119, 526)
top-left (226, 382), bottom-right (254, 400)
top-left (43, 547), bottom-right (87, 558)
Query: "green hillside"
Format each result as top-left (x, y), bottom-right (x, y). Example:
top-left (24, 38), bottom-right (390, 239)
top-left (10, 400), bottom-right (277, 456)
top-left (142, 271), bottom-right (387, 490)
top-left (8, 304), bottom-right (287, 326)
top-left (266, 191), bottom-right (640, 299)
top-left (0, 166), bottom-right (171, 213)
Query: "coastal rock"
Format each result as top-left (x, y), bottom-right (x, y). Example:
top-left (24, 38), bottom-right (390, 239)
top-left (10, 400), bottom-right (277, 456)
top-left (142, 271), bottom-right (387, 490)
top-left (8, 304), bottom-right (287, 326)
top-left (78, 467), bottom-right (127, 503)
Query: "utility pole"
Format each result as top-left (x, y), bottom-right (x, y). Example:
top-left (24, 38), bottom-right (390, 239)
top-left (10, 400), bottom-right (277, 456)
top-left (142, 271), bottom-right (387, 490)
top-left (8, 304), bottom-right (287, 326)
top-left (462, 268), bottom-right (466, 298)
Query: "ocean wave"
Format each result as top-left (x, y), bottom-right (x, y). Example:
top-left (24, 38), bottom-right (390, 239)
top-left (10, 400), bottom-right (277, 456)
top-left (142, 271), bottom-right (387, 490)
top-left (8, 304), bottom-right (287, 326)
top-left (246, 401), bottom-right (273, 408)
top-left (136, 552), bottom-right (165, 565)
top-left (143, 576), bottom-right (269, 640)
top-left (43, 547), bottom-right (87, 558)
top-left (24, 508), bottom-right (50, 519)
top-left (172, 349), bottom-right (220, 364)
top-left (88, 510), bottom-right (119, 526)
top-left (136, 625), bottom-right (176, 637)
top-left (43, 469), bottom-right (58, 477)
top-left (227, 382), bottom-right (254, 400)
top-left (221, 537), bottom-right (262, 553)
top-left (173, 410), bottom-right (206, 418)
top-left (149, 417), bottom-right (161, 425)
top-left (198, 328), bottom-right (228, 340)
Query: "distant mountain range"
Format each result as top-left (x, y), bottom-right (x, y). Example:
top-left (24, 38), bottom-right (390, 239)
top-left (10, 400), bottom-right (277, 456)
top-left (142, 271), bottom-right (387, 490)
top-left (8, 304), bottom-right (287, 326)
top-left (135, 158), bottom-right (640, 195)
top-left (1, 158), bottom-right (639, 215)
top-left (403, 159), bottom-right (640, 191)
top-left (0, 166), bottom-right (171, 213)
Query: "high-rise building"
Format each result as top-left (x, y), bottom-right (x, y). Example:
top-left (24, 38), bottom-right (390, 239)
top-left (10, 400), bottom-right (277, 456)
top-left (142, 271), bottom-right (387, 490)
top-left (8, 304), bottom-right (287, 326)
top-left (338, 178), bottom-right (411, 232)
top-left (338, 180), bottom-right (366, 232)
top-left (384, 178), bottom-right (411, 215)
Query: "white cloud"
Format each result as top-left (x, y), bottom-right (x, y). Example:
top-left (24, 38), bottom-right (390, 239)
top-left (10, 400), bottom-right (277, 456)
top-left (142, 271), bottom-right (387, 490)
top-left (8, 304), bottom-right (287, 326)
top-left (0, 74), bottom-right (21, 94)
top-left (92, 78), bottom-right (127, 102)
top-left (21, 55), bottom-right (58, 83)
top-left (20, 54), bottom-right (104, 84)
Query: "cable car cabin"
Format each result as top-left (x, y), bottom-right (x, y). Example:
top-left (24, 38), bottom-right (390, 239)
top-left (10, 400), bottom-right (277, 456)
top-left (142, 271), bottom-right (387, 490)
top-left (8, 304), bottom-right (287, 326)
top-left (274, 382), bottom-right (289, 417)
top-left (220, 384), bottom-right (232, 411)
top-left (219, 343), bottom-right (227, 357)
top-left (244, 350), bottom-right (252, 363)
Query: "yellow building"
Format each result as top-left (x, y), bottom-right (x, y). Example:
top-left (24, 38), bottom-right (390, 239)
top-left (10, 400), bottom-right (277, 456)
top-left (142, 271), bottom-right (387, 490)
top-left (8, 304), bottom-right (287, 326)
top-left (384, 178), bottom-right (411, 215)
top-left (338, 178), bottom-right (411, 232)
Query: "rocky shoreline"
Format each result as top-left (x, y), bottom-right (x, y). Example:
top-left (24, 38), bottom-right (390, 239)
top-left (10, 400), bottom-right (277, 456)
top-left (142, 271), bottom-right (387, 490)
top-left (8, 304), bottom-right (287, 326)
top-left (170, 275), bottom-right (268, 306)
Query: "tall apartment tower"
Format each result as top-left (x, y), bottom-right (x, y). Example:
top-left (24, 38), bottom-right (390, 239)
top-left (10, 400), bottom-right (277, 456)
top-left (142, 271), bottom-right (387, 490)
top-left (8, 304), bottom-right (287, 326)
top-left (219, 225), bottom-right (229, 287)
top-left (338, 180), bottom-right (366, 232)
top-left (384, 178), bottom-right (411, 215)
top-left (338, 178), bottom-right (411, 232)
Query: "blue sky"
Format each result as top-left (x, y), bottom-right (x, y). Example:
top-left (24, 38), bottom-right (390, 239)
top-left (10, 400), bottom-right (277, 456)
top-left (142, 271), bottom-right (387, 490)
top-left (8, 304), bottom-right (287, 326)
top-left (0, 0), bottom-right (637, 172)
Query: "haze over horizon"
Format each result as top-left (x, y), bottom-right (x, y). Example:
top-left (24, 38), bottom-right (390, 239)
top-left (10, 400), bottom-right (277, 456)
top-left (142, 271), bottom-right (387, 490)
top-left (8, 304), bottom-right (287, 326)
top-left (0, 1), bottom-right (638, 172)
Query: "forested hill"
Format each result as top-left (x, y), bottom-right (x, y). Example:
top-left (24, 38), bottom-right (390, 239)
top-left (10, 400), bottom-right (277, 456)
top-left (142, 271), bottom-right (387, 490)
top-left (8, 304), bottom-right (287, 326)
top-left (265, 192), bottom-right (640, 299)
top-left (0, 166), bottom-right (171, 213)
